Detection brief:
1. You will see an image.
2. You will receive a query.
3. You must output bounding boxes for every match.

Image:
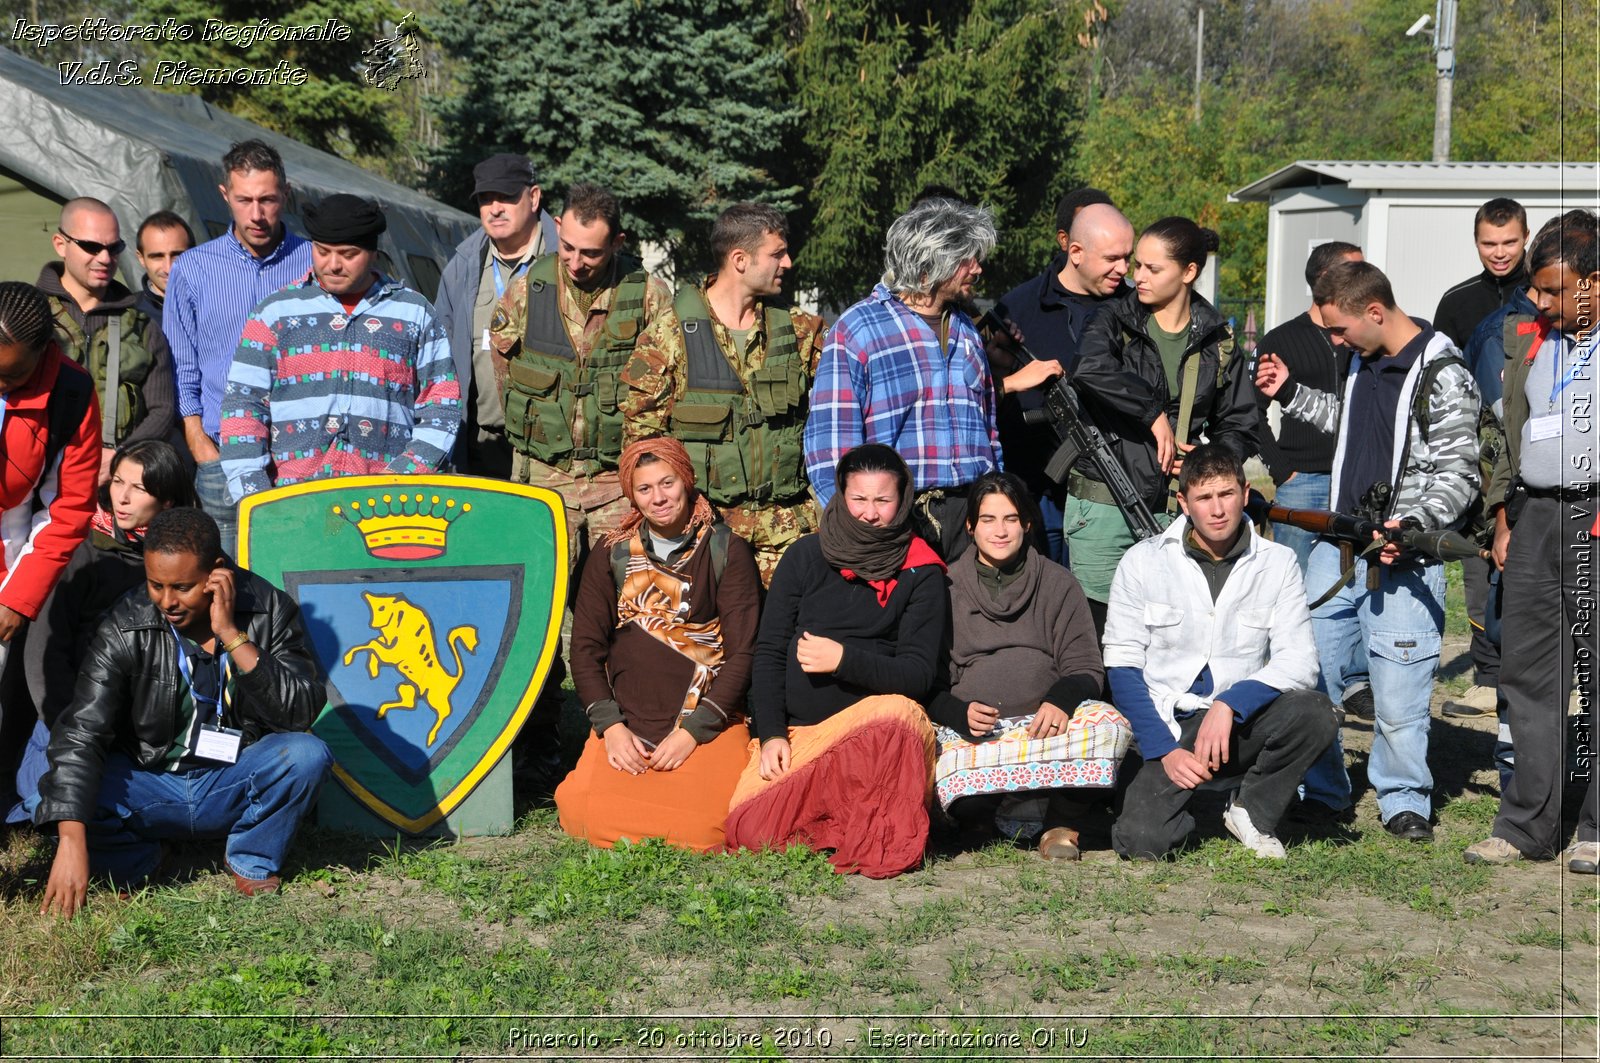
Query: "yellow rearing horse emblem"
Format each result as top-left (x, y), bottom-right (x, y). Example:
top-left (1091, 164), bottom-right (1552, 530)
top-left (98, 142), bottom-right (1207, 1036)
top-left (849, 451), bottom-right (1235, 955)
top-left (342, 592), bottom-right (479, 746)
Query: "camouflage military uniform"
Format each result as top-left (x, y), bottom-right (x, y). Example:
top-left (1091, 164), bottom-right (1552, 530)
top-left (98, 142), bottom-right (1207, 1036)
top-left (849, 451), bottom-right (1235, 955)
top-left (620, 277), bottom-right (824, 585)
top-left (490, 257), bottom-right (672, 568)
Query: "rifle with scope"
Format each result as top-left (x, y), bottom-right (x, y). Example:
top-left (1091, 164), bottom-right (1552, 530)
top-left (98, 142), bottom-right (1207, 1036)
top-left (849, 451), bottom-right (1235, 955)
top-left (1259, 503), bottom-right (1488, 564)
top-left (1254, 499), bottom-right (1489, 606)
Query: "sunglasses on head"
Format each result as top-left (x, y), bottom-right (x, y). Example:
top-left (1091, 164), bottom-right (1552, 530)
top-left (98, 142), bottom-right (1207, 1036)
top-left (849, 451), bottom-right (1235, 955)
top-left (57, 231), bottom-right (127, 257)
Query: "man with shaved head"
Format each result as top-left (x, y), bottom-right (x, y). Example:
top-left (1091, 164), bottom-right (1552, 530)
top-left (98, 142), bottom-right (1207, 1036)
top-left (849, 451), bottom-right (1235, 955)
top-left (988, 195), bottom-right (1135, 562)
top-left (39, 197), bottom-right (177, 481)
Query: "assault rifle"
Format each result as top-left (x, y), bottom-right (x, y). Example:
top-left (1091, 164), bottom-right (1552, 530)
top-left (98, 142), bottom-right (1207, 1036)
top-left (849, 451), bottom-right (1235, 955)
top-left (978, 309), bottom-right (1163, 541)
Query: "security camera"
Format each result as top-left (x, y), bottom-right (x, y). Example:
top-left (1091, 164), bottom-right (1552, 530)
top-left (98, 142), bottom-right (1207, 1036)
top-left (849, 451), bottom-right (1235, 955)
top-left (1405, 14), bottom-right (1432, 36)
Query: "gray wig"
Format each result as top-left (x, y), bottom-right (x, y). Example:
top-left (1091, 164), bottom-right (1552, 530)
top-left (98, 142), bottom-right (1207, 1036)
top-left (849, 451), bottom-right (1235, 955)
top-left (881, 198), bottom-right (997, 298)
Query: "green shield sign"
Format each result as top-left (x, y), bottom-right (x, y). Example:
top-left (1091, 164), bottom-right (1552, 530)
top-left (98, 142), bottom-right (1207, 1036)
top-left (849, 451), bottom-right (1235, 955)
top-left (239, 475), bottom-right (568, 833)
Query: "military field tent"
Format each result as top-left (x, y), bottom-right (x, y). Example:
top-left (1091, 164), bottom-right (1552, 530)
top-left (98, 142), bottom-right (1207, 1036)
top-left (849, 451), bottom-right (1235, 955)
top-left (0, 48), bottom-right (475, 300)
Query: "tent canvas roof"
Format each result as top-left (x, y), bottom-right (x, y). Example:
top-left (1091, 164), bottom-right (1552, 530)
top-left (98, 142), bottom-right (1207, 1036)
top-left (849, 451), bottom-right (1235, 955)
top-left (0, 48), bottom-right (475, 292)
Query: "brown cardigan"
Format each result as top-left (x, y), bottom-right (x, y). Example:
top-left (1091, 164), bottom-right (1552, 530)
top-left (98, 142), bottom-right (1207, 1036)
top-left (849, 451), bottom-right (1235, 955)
top-left (570, 525), bottom-right (761, 745)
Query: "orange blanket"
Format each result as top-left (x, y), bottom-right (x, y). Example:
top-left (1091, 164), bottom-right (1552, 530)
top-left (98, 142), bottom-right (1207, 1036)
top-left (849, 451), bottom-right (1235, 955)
top-left (555, 724), bottom-right (750, 853)
top-left (724, 695), bottom-right (937, 878)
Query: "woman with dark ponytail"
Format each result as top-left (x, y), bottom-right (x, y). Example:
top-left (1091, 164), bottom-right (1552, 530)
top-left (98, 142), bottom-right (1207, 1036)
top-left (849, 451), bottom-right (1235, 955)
top-left (1066, 218), bottom-right (1258, 625)
top-left (725, 444), bottom-right (949, 878)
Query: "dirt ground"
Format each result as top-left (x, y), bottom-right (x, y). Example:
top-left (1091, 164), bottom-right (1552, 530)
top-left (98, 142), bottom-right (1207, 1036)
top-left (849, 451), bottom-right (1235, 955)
top-left (756, 632), bottom-right (1600, 1060)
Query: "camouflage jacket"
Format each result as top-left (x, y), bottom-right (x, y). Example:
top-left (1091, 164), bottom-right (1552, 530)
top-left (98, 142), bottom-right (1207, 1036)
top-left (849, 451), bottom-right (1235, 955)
top-left (1282, 330), bottom-right (1482, 532)
top-left (488, 255), bottom-right (671, 472)
top-left (619, 281), bottom-right (825, 443)
top-left (488, 257), bottom-right (673, 365)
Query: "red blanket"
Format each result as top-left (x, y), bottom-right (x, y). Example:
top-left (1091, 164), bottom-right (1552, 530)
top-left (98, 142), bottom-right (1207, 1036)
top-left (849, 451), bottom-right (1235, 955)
top-left (724, 695), bottom-right (937, 878)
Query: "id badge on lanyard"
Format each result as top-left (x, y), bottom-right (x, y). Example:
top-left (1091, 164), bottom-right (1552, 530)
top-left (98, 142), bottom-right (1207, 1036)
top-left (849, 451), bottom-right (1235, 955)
top-left (172, 626), bottom-right (242, 764)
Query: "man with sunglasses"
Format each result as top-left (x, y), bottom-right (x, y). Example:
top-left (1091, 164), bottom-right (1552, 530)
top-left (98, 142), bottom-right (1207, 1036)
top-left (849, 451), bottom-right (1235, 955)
top-left (37, 198), bottom-right (177, 482)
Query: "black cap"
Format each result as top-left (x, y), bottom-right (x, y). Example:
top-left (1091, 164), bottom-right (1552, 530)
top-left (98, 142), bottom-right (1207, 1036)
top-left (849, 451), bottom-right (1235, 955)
top-left (472, 154), bottom-right (537, 200)
top-left (303, 194), bottom-right (386, 250)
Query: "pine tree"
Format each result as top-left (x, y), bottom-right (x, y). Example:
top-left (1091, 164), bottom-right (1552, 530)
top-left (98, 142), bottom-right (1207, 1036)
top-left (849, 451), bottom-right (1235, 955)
top-left (428, 0), bottom-right (799, 279)
top-left (779, 0), bottom-right (1088, 306)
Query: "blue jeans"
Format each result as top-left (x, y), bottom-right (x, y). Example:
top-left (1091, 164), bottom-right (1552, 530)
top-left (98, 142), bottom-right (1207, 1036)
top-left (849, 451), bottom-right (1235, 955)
top-left (1269, 472), bottom-right (1330, 577)
top-left (5, 720), bottom-right (50, 825)
top-left (1300, 539), bottom-right (1445, 822)
top-left (1274, 473), bottom-right (1367, 704)
top-left (194, 458), bottom-right (239, 559)
top-left (25, 732), bottom-right (332, 885)
top-left (1037, 486), bottom-right (1068, 567)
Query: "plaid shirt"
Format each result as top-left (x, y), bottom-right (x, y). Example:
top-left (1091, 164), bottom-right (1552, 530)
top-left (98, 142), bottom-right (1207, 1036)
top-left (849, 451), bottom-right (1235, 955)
top-left (803, 284), bottom-right (1001, 504)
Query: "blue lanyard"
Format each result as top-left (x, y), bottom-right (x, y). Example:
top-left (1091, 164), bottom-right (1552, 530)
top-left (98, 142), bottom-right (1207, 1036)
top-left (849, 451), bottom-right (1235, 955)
top-left (170, 625), bottom-right (231, 722)
top-left (1551, 334), bottom-right (1594, 404)
top-left (0, 394), bottom-right (7, 436)
top-left (490, 256), bottom-right (529, 300)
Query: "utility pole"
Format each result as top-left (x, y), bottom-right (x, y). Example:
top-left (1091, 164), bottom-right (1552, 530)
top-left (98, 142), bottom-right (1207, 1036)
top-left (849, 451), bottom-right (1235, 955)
top-left (1431, 0), bottom-right (1458, 161)
top-left (1193, 5), bottom-right (1205, 123)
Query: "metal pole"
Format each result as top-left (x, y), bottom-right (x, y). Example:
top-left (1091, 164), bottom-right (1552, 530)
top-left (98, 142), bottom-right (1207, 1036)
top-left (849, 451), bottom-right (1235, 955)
top-left (1194, 5), bottom-right (1205, 123)
top-left (1432, 0), bottom-right (1458, 162)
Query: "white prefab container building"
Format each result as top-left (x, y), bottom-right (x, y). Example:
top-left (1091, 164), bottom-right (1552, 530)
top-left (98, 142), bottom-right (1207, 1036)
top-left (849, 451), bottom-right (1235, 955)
top-left (1229, 161), bottom-right (1600, 330)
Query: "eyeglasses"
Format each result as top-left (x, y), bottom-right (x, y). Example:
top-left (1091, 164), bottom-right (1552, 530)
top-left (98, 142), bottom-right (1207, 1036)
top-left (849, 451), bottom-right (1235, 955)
top-left (57, 231), bottom-right (127, 257)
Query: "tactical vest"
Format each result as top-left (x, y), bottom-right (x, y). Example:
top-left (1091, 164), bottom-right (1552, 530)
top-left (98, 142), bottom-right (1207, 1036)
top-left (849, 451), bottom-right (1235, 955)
top-left (49, 296), bottom-right (154, 444)
top-left (503, 254), bottom-right (648, 470)
top-left (666, 287), bottom-right (810, 507)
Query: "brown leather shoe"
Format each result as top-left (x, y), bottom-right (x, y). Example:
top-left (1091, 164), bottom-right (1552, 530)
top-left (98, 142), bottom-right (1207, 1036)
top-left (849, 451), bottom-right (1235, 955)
top-left (232, 873), bottom-right (281, 897)
top-left (1038, 827), bottom-right (1081, 861)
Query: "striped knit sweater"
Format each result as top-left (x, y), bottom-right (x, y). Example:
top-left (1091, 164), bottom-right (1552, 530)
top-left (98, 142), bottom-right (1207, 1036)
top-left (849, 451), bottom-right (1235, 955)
top-left (219, 274), bottom-right (461, 501)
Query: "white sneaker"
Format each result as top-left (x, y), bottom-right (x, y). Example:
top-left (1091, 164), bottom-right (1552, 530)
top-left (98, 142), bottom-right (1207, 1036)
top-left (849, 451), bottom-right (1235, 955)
top-left (1223, 802), bottom-right (1287, 860)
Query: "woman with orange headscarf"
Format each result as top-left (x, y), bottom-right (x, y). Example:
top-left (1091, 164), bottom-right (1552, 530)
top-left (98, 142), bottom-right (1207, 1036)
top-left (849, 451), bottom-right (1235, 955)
top-left (556, 437), bottom-right (762, 852)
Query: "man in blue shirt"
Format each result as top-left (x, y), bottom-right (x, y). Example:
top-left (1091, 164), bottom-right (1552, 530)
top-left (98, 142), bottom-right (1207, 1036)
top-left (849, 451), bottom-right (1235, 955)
top-left (164, 140), bottom-right (312, 555)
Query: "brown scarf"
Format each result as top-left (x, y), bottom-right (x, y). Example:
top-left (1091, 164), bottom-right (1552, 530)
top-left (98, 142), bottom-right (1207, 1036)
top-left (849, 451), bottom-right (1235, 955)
top-left (614, 524), bottom-right (725, 725)
top-left (816, 473), bottom-right (917, 581)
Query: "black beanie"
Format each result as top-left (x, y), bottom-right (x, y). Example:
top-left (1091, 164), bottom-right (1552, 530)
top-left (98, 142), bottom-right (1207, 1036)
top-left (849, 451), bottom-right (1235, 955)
top-left (303, 194), bottom-right (387, 250)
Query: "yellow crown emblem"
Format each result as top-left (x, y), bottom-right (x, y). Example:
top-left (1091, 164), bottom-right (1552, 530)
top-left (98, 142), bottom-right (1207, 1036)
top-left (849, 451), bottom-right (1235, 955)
top-left (333, 493), bottom-right (470, 561)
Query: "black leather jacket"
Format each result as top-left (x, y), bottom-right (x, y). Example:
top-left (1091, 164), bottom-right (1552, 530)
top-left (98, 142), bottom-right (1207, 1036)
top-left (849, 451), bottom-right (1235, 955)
top-left (33, 568), bottom-right (325, 826)
top-left (1070, 287), bottom-right (1259, 506)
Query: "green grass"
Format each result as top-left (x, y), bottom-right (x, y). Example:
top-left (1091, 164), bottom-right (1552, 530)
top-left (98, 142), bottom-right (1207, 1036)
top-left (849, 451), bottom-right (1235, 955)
top-left (1444, 559), bottom-right (1469, 639)
top-left (0, 748), bottom-right (1591, 1059)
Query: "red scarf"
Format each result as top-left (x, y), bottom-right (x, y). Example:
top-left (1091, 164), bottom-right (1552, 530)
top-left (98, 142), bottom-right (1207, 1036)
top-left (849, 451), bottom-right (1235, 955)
top-left (840, 535), bottom-right (946, 607)
top-left (90, 507), bottom-right (148, 542)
